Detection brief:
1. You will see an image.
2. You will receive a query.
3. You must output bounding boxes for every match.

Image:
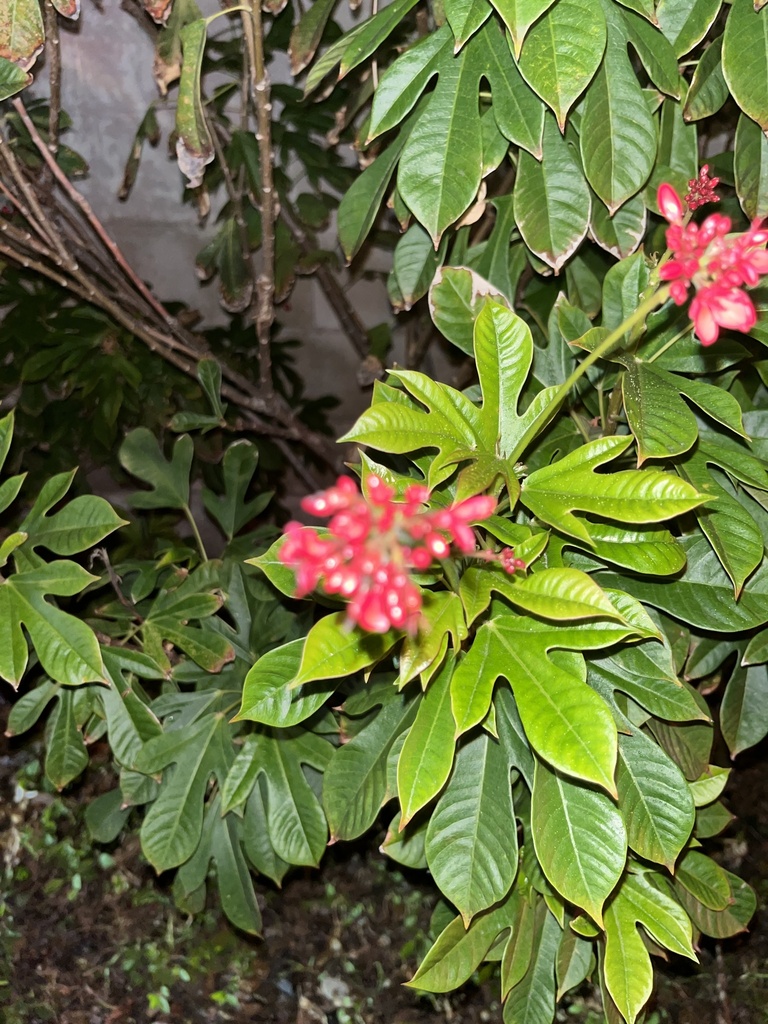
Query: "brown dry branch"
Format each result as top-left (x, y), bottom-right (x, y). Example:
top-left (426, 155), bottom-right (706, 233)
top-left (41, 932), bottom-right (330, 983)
top-left (0, 97), bottom-right (340, 482)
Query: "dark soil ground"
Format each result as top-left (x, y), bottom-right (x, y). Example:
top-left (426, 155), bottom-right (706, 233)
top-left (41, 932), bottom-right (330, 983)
top-left (1, 709), bottom-right (767, 1024)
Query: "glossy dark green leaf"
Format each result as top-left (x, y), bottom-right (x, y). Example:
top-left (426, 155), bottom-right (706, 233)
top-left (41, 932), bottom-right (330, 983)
top-left (429, 265), bottom-right (508, 355)
top-left (445, 0), bottom-right (493, 48)
top-left (621, 7), bottom-right (681, 98)
top-left (514, 114), bottom-right (591, 272)
top-left (426, 732), bottom-right (518, 922)
top-left (580, 0), bottom-right (656, 212)
top-left (684, 35), bottom-right (728, 121)
top-left (622, 360), bottom-right (698, 463)
top-left (734, 112), bottom-right (768, 220)
top-left (590, 195), bottom-right (647, 260)
top-left (492, 0), bottom-right (557, 55)
top-left (720, 663), bottom-right (768, 756)
top-left (657, 0), bottom-right (723, 57)
top-left (722, 0), bottom-right (768, 131)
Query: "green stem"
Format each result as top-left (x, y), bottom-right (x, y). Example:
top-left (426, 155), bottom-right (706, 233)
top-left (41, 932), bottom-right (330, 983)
top-left (184, 504), bottom-right (209, 563)
top-left (646, 323), bottom-right (690, 364)
top-left (508, 285), bottom-right (670, 464)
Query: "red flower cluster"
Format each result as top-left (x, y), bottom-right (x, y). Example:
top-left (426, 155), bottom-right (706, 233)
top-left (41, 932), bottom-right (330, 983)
top-left (658, 182), bottom-right (768, 345)
top-left (684, 165), bottom-right (720, 211)
top-left (279, 474), bottom-right (522, 634)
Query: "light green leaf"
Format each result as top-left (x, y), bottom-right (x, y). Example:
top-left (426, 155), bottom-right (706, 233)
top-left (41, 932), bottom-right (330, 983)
top-left (616, 726), bottom-right (695, 870)
top-left (502, 903), bottom-right (561, 1023)
top-left (517, 0), bottom-right (606, 128)
top-left (397, 657), bottom-right (457, 824)
top-left (408, 897), bottom-right (517, 992)
top-left (0, 55), bottom-right (31, 99)
top-left (568, 522), bottom-right (687, 576)
top-left (452, 608), bottom-right (632, 792)
top-left (368, 28), bottom-right (451, 141)
top-left (429, 265), bottom-right (508, 356)
top-left (722, 0), bottom-right (768, 131)
top-left (381, 811), bottom-right (429, 869)
top-left (426, 732), bottom-right (518, 923)
top-left (521, 435), bottom-right (704, 544)
top-left (257, 732), bottom-right (329, 865)
top-left (239, 638), bottom-right (338, 727)
top-left (399, 590), bottom-right (467, 687)
top-left (339, 0), bottom-right (420, 77)
top-left (444, 0), bottom-right (492, 48)
top-left (293, 612), bottom-right (399, 686)
top-left (589, 643), bottom-right (707, 723)
top-left (532, 759), bottom-right (626, 925)
top-left (556, 927), bottom-right (594, 1000)
top-left (513, 114), bottom-right (591, 272)
top-left (622, 359), bottom-right (698, 463)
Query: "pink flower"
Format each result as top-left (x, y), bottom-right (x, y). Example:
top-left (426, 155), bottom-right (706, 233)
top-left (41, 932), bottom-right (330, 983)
top-left (684, 165), bottom-right (720, 211)
top-left (657, 183), bottom-right (768, 346)
top-left (279, 474), bottom-right (517, 634)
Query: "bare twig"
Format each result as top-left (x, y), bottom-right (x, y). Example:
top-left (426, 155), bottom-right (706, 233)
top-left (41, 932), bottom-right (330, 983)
top-left (44, 0), bottom-right (61, 155)
top-left (240, 0), bottom-right (277, 398)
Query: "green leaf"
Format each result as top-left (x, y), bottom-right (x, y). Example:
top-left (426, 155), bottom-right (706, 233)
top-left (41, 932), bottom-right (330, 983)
top-left (521, 435), bottom-right (704, 545)
top-left (119, 428), bottom-right (193, 511)
top-left (399, 590), bottom-right (467, 687)
top-left (513, 114), bottom-right (591, 272)
top-left (256, 731), bottom-right (329, 865)
top-left (580, 0), bottom-right (656, 212)
top-left (722, 0), bottom-right (768, 132)
top-left (45, 688), bottom-right (89, 790)
top-left (569, 522), bottom-right (687, 576)
top-left (604, 872), bottom-right (696, 1023)
top-left (239, 638), bottom-right (338, 727)
top-left (677, 453), bottom-right (764, 597)
top-left (622, 360), bottom-right (698, 463)
top-left (381, 811), bottom-right (429, 869)
top-left (444, 0), bottom-right (492, 49)
top-left (220, 736), bottom-right (260, 814)
top-left (491, 0), bottom-right (556, 55)
top-left (517, 0), bottom-right (606, 128)
top-left (289, 0), bottom-right (339, 74)
top-left (293, 612), bottom-right (399, 686)
top-left (720, 663), bottom-right (768, 756)
top-left (408, 897), bottom-right (517, 992)
top-left (589, 643), bottom-right (707, 723)
top-left (429, 265), bottom-right (508, 356)
top-left (0, 561), bottom-right (104, 687)
top-left (616, 726), bottom-right (695, 870)
top-left (684, 35), bottom-right (728, 121)
top-left (85, 789), bottom-right (131, 844)
top-left (20, 495), bottom-right (127, 555)
top-left (532, 759), bottom-right (626, 925)
top-left (657, 0), bottom-right (723, 57)
top-left (451, 607), bottom-right (634, 792)
top-left (324, 692), bottom-right (417, 840)
top-left (137, 714), bottom-right (223, 872)
top-left (734, 112), bottom-right (768, 220)
top-left (368, 28), bottom-right (451, 141)
top-left (392, 224), bottom-right (448, 311)
top-left (211, 813), bottom-right (262, 935)
top-left (397, 657), bottom-right (457, 823)
top-left (243, 777), bottom-right (289, 886)
top-left (0, 0), bottom-right (43, 69)
top-left (598, 533), bottom-right (768, 632)
top-left (202, 441), bottom-right (268, 542)
top-left (482, 25), bottom-right (545, 157)
top-left (397, 35), bottom-right (484, 243)
top-left (339, 0), bottom-right (420, 78)
top-left (590, 194), bottom-right (647, 260)
top-left (0, 55), bottom-right (31, 100)
top-left (100, 651), bottom-right (163, 767)
top-left (621, 7), bottom-right (681, 98)
top-left (501, 895), bottom-right (536, 996)
top-left (426, 732), bottom-right (518, 923)
top-left (5, 678), bottom-right (58, 736)
top-left (556, 927), bottom-right (593, 1000)
top-left (675, 850), bottom-right (731, 911)
top-left (676, 868), bottom-right (756, 938)
top-left (176, 19), bottom-right (214, 187)
top-left (502, 903), bottom-right (561, 1023)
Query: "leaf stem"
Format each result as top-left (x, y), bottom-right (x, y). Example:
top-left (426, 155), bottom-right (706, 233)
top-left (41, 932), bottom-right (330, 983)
top-left (184, 505), bottom-right (209, 563)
